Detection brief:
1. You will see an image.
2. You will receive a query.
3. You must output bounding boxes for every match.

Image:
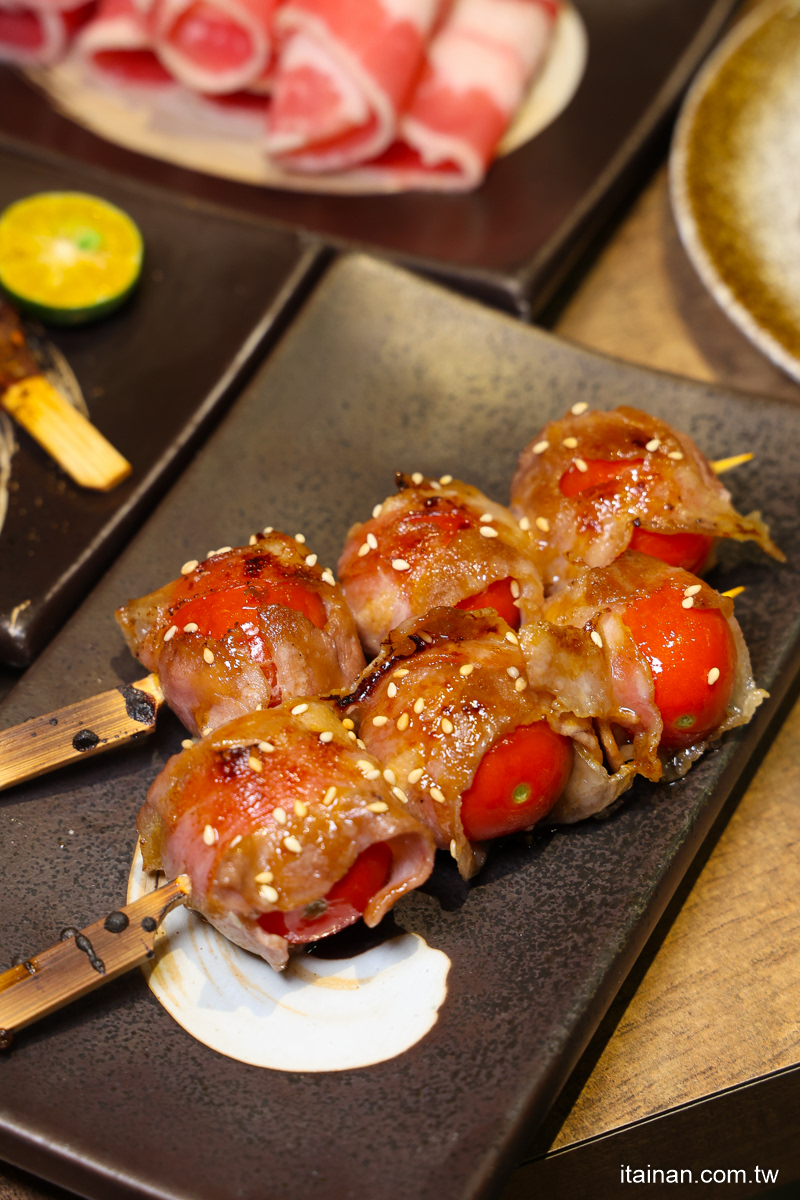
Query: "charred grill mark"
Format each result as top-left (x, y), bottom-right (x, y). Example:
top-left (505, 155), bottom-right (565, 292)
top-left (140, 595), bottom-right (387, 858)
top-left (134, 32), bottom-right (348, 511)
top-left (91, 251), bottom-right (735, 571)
top-left (243, 555), bottom-right (268, 578)
top-left (119, 683), bottom-right (157, 726)
top-left (216, 745), bottom-right (251, 781)
top-left (60, 927), bottom-right (105, 975)
top-left (72, 729), bottom-right (101, 752)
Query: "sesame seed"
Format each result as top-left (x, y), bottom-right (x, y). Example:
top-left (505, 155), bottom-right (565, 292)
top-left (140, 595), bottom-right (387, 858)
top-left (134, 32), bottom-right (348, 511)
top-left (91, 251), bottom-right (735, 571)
top-left (668, 451), bottom-right (684, 461)
top-left (255, 870), bottom-right (273, 884)
top-left (383, 768), bottom-right (397, 784)
top-left (342, 718), bottom-right (355, 730)
top-left (392, 558), bottom-right (411, 571)
top-left (357, 760), bottom-right (374, 773)
top-left (255, 704), bottom-right (262, 711)
top-left (203, 824), bottom-right (216, 846)
top-left (372, 715), bottom-right (389, 727)
top-left (563, 437), bottom-right (578, 449)
top-left (397, 712), bottom-right (410, 731)
top-left (450, 839), bottom-right (458, 859)
top-left (408, 768), bottom-right (424, 784)
top-left (571, 402), bottom-right (588, 415)
top-left (646, 438), bottom-right (660, 452)
top-left (216, 546), bottom-right (232, 556)
top-left (249, 535), bottom-right (257, 546)
top-left (574, 458), bottom-right (588, 473)
top-left (519, 516), bottom-right (531, 531)
top-left (440, 474), bottom-right (453, 485)
top-left (514, 677), bottom-right (527, 693)
top-left (319, 731), bottom-right (334, 743)
top-left (347, 731), bottom-right (357, 740)
top-left (294, 800), bottom-right (307, 817)
top-left (230, 835), bottom-right (242, 848)
top-left (441, 718), bottom-right (454, 734)
top-left (535, 517), bottom-right (550, 533)
top-left (419, 632), bottom-right (433, 643)
top-left (387, 682), bottom-right (398, 698)
top-left (357, 738), bottom-right (367, 749)
top-left (321, 569), bottom-right (336, 585)
top-left (368, 801), bottom-right (389, 814)
top-left (430, 787), bottom-right (445, 804)
top-left (505, 631), bottom-right (519, 645)
top-left (430, 481), bottom-right (441, 490)
top-left (274, 807), bottom-right (287, 825)
top-left (708, 667), bottom-right (720, 685)
top-left (411, 472), bottom-right (424, 486)
top-left (358, 543), bottom-right (371, 557)
top-left (305, 553), bottom-right (318, 567)
top-left (372, 503), bottom-right (383, 519)
top-left (291, 703), bottom-right (309, 715)
top-left (413, 698), bottom-right (425, 714)
top-left (533, 441), bottom-right (549, 454)
top-left (181, 739), bottom-right (194, 750)
top-left (480, 526), bottom-right (499, 538)
top-left (393, 786), bottom-right (408, 804)
top-left (163, 624), bottom-right (178, 642)
top-left (263, 526), bottom-right (273, 535)
top-left (203, 648), bottom-right (214, 665)
top-left (183, 622), bottom-right (199, 633)
top-left (295, 533), bottom-right (306, 544)
top-left (323, 786), bottom-right (337, 805)
top-left (181, 559), bottom-right (198, 575)
top-left (591, 631), bottom-right (603, 648)
top-left (459, 663), bottom-right (474, 676)
top-left (260, 885), bottom-right (279, 903)
top-left (258, 741), bottom-right (274, 753)
top-left (393, 668), bottom-right (410, 678)
top-left (684, 584), bottom-right (701, 597)
top-left (480, 513), bottom-right (494, 523)
top-left (510, 580), bottom-right (521, 599)
top-left (507, 666), bottom-right (520, 678)
top-left (364, 768), bottom-right (381, 780)
top-left (248, 756), bottom-right (262, 773)
top-left (681, 596), bottom-right (695, 609)
top-left (366, 532), bottom-right (378, 550)
top-left (283, 836), bottom-right (302, 853)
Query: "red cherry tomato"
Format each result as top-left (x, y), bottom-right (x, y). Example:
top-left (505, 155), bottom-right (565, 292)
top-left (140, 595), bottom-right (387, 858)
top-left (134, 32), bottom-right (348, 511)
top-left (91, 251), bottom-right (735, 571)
top-left (623, 584), bottom-right (736, 749)
top-left (460, 721), bottom-right (572, 842)
top-left (257, 842), bottom-right (393, 944)
top-left (456, 577), bottom-right (521, 629)
top-left (559, 457), bottom-right (644, 498)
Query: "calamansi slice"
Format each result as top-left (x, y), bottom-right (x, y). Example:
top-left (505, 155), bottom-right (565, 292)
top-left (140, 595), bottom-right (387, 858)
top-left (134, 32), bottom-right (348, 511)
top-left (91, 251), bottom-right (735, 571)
top-left (0, 191), bottom-right (143, 325)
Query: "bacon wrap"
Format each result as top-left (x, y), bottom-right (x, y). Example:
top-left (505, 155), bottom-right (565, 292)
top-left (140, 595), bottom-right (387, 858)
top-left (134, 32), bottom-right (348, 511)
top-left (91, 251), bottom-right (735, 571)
top-left (264, 0), bottom-right (445, 172)
top-left (338, 474), bottom-right (544, 657)
top-left (395, 0), bottom-right (558, 189)
top-left (543, 551), bottom-right (766, 790)
top-left (75, 0), bottom-right (170, 82)
top-left (116, 532), bottom-right (365, 736)
top-left (149, 0), bottom-right (279, 94)
top-left (138, 702), bottom-right (435, 971)
top-left (510, 406), bottom-right (785, 588)
top-left (0, 0), bottom-right (94, 64)
top-left (339, 607), bottom-right (582, 879)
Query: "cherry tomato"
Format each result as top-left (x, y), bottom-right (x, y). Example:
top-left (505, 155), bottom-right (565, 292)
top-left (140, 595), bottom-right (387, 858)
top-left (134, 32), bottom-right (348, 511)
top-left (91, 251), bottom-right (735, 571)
top-left (460, 721), bottom-right (572, 841)
top-left (456, 577), bottom-right (520, 629)
top-left (257, 842), bottom-right (393, 944)
top-left (559, 457), bottom-right (644, 498)
top-left (623, 584), bottom-right (736, 749)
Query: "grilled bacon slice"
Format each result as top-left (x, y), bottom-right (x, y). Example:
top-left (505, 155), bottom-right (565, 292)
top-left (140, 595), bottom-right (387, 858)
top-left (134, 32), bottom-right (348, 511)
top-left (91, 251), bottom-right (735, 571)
top-left (116, 532), bottom-right (365, 736)
top-left (338, 473), bottom-right (544, 657)
top-left (510, 406), bottom-right (784, 588)
top-left (138, 701), bottom-right (435, 971)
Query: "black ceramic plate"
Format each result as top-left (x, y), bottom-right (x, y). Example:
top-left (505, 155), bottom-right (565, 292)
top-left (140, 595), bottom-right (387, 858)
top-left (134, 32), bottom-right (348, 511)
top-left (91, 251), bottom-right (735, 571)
top-left (1, 255), bottom-right (799, 1200)
top-left (0, 137), bottom-right (323, 668)
top-left (1, 0), bottom-right (738, 316)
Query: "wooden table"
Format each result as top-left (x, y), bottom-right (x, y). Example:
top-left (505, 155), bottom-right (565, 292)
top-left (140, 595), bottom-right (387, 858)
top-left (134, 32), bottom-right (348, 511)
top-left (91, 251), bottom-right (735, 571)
top-left (2, 166), bottom-right (800, 1200)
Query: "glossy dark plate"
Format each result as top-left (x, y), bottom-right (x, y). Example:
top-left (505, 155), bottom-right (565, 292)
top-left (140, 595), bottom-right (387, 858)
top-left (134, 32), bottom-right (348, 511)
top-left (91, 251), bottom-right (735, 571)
top-left (1, 0), bottom-right (738, 316)
top-left (1, 255), bottom-right (799, 1200)
top-left (0, 137), bottom-right (323, 667)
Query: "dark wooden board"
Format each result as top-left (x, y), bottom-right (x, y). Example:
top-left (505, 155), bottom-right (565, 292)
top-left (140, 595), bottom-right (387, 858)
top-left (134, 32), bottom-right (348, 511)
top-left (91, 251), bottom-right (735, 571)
top-left (0, 138), bottom-right (323, 667)
top-left (1, 255), bottom-right (799, 1200)
top-left (1, 0), bottom-right (739, 316)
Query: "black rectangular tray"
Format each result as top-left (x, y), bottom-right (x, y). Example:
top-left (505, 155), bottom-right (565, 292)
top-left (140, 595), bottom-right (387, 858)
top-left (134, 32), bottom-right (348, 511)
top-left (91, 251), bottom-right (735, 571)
top-left (0, 137), bottom-right (323, 667)
top-left (1, 255), bottom-right (798, 1200)
top-left (1, 0), bottom-right (738, 316)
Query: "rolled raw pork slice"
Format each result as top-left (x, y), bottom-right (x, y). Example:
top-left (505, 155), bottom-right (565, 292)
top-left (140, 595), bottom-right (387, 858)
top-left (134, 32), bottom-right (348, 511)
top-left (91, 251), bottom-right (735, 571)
top-left (391, 0), bottom-right (559, 189)
top-left (116, 531), bottom-right (365, 736)
top-left (511, 405), bottom-right (785, 589)
top-left (0, 0), bottom-right (94, 65)
top-left (338, 473), bottom-right (544, 657)
top-left (150, 0), bottom-right (279, 94)
top-left (264, 0), bottom-right (446, 172)
top-left (138, 702), bottom-right (436, 971)
top-left (74, 0), bottom-right (170, 82)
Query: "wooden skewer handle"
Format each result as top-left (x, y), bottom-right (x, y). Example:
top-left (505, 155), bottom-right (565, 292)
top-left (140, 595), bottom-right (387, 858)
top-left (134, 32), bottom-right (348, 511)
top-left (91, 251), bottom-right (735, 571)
top-left (0, 875), bottom-right (190, 1047)
top-left (0, 674), bottom-right (165, 793)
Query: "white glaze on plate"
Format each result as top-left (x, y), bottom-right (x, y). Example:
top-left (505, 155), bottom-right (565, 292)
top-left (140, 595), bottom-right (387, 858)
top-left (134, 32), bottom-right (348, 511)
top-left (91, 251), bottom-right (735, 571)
top-left (28, 4), bottom-right (587, 196)
top-left (127, 844), bottom-right (450, 1070)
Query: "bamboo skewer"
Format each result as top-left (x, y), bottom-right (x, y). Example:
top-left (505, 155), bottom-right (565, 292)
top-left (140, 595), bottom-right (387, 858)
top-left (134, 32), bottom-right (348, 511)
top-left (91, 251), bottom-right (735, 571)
top-left (0, 673), bottom-right (165, 793)
top-left (711, 453), bottom-right (754, 474)
top-left (0, 875), bottom-right (190, 1048)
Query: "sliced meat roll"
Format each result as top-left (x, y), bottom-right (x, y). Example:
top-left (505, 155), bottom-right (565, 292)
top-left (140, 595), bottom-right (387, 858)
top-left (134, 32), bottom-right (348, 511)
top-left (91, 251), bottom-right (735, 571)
top-left (139, 701), bottom-right (436, 971)
top-left (511, 405), bottom-right (784, 589)
top-left (338, 473), bottom-right (544, 657)
top-left (116, 531), bottom-right (365, 736)
top-left (0, 0), bottom-right (94, 64)
top-left (150, 0), bottom-right (279, 93)
top-left (75, 0), bottom-right (171, 83)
